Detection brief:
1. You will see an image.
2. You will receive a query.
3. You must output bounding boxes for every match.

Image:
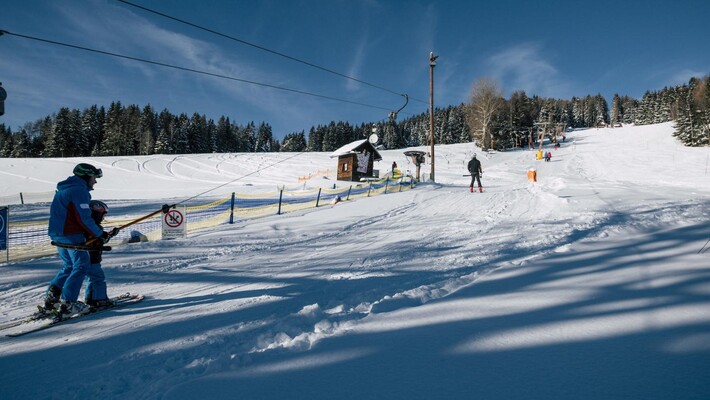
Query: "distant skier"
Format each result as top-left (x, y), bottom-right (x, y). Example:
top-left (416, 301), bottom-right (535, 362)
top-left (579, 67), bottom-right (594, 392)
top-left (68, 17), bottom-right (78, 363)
top-left (467, 153), bottom-right (484, 192)
top-left (43, 164), bottom-right (118, 317)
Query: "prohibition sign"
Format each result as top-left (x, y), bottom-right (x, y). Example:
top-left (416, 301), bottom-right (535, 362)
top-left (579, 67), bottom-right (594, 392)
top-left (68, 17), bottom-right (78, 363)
top-left (164, 209), bottom-right (184, 228)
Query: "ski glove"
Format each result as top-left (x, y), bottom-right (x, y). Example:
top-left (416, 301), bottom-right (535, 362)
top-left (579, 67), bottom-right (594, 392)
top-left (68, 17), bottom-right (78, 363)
top-left (100, 231), bottom-right (111, 244)
top-left (162, 204), bottom-right (172, 213)
top-left (108, 227), bottom-right (120, 237)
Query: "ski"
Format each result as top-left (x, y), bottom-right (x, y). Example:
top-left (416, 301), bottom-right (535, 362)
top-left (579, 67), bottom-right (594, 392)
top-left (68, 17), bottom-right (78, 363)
top-left (5, 293), bottom-right (144, 337)
top-left (51, 241), bottom-right (111, 252)
top-left (0, 308), bottom-right (54, 332)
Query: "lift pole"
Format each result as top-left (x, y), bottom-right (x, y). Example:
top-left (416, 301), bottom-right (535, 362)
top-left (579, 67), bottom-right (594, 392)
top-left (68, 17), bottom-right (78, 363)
top-left (429, 52), bottom-right (438, 182)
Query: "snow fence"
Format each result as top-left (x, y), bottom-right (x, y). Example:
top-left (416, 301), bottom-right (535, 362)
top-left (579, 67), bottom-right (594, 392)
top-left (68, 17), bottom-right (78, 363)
top-left (1, 176), bottom-right (416, 262)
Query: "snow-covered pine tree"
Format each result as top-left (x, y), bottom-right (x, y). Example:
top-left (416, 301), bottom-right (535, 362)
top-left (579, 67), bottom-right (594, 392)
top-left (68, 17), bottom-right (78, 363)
top-left (281, 131), bottom-right (307, 152)
top-left (100, 102), bottom-right (126, 156)
top-left (10, 129), bottom-right (31, 157)
top-left (255, 122), bottom-right (273, 152)
top-left (214, 116), bottom-right (232, 152)
top-left (187, 113), bottom-right (208, 154)
top-left (611, 94), bottom-right (622, 126)
top-left (140, 105), bottom-right (157, 155)
top-left (82, 105), bottom-right (104, 156)
top-left (241, 122), bottom-right (256, 152)
top-left (44, 107), bottom-right (75, 157)
top-left (154, 127), bottom-right (172, 154)
top-left (0, 125), bottom-right (13, 157)
top-left (173, 113), bottom-right (190, 154)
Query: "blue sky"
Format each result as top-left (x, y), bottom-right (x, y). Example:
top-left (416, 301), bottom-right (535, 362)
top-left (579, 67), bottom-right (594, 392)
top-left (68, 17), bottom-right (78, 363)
top-left (1, 0), bottom-right (708, 139)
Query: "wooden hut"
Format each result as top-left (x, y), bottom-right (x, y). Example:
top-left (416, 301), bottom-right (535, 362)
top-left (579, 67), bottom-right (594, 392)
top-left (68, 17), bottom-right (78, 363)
top-left (330, 140), bottom-right (383, 181)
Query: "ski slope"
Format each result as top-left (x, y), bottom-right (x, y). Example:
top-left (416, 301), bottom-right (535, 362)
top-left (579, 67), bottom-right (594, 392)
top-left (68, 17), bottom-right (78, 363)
top-left (1, 122), bottom-right (709, 400)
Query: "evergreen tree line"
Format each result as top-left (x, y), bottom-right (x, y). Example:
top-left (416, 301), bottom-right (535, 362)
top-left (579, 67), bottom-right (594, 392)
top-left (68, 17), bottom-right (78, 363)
top-left (609, 76), bottom-right (709, 146)
top-left (466, 75), bottom-right (708, 149)
top-left (0, 102), bottom-right (282, 158)
top-left (1, 76), bottom-right (708, 157)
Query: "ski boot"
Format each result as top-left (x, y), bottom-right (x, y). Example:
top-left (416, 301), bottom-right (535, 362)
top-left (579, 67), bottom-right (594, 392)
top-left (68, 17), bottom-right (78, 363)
top-left (86, 298), bottom-right (115, 312)
top-left (55, 300), bottom-right (91, 319)
top-left (38, 285), bottom-right (62, 315)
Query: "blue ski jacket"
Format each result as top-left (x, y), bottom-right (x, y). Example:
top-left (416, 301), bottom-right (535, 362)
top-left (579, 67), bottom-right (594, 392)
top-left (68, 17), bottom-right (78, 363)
top-left (48, 175), bottom-right (103, 243)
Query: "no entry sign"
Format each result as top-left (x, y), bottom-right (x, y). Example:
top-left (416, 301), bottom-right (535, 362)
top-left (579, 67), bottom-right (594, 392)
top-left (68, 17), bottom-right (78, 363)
top-left (162, 207), bottom-right (186, 239)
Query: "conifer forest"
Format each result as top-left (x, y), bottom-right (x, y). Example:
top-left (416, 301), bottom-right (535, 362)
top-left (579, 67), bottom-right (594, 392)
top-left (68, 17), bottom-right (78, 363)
top-left (0, 76), bottom-right (708, 158)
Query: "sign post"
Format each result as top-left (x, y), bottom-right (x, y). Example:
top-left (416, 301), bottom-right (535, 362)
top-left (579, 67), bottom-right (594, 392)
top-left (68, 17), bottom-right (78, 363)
top-left (161, 207), bottom-right (187, 240)
top-left (0, 206), bottom-right (8, 263)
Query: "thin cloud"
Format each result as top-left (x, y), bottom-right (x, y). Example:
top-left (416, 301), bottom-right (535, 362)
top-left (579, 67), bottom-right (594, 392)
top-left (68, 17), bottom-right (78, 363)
top-left (486, 43), bottom-right (572, 98)
top-left (45, 0), bottom-right (314, 123)
top-left (346, 34), bottom-right (369, 92)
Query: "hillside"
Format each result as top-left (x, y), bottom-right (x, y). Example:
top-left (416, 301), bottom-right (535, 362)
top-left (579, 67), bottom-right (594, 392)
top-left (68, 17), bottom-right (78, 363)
top-left (0, 122), bottom-right (709, 400)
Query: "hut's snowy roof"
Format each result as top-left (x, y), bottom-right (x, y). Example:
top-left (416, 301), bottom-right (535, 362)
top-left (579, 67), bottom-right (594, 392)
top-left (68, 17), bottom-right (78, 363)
top-left (329, 140), bottom-right (382, 160)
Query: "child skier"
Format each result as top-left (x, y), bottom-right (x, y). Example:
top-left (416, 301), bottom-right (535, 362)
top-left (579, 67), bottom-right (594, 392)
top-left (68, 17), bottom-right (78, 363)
top-left (41, 199), bottom-right (117, 314)
top-left (84, 200), bottom-right (115, 309)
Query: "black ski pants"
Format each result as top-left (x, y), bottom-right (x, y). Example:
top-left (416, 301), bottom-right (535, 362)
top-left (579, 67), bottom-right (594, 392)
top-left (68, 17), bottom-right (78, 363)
top-left (470, 173), bottom-right (482, 188)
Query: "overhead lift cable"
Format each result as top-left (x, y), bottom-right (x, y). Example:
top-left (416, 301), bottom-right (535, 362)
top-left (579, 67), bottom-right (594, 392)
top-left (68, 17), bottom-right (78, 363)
top-left (0, 29), bottom-right (395, 113)
top-left (116, 0), bottom-right (422, 106)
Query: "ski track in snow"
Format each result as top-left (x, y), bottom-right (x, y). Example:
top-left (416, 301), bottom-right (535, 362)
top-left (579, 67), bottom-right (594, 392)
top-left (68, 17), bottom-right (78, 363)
top-left (6, 188), bottom-right (616, 398)
top-left (1, 123), bottom-right (709, 399)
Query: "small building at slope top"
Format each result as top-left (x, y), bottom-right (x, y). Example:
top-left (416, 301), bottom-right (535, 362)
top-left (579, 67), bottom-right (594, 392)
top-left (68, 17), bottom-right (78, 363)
top-left (329, 139), bottom-right (383, 182)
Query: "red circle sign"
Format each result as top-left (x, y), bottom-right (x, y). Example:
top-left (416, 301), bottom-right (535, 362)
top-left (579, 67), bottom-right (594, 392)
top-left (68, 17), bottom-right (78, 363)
top-left (164, 209), bottom-right (184, 228)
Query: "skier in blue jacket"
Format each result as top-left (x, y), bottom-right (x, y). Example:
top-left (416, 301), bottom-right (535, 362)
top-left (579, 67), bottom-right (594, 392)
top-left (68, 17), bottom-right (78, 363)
top-left (43, 163), bottom-right (118, 316)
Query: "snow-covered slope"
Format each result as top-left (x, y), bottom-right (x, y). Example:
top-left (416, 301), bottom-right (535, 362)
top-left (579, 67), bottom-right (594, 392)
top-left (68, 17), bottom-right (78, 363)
top-left (1, 122), bottom-right (709, 400)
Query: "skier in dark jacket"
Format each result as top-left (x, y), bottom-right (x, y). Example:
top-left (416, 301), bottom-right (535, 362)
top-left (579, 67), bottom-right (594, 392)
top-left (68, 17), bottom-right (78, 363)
top-left (43, 163), bottom-right (118, 316)
top-left (467, 154), bottom-right (484, 192)
top-left (84, 200), bottom-right (114, 308)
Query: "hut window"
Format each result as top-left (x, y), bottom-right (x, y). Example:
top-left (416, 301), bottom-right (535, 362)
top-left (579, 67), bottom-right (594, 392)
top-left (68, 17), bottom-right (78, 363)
top-left (342, 163), bottom-right (349, 172)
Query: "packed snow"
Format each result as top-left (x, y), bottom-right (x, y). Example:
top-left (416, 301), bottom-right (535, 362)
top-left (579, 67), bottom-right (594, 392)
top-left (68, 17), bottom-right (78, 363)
top-left (0, 122), bottom-right (709, 400)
